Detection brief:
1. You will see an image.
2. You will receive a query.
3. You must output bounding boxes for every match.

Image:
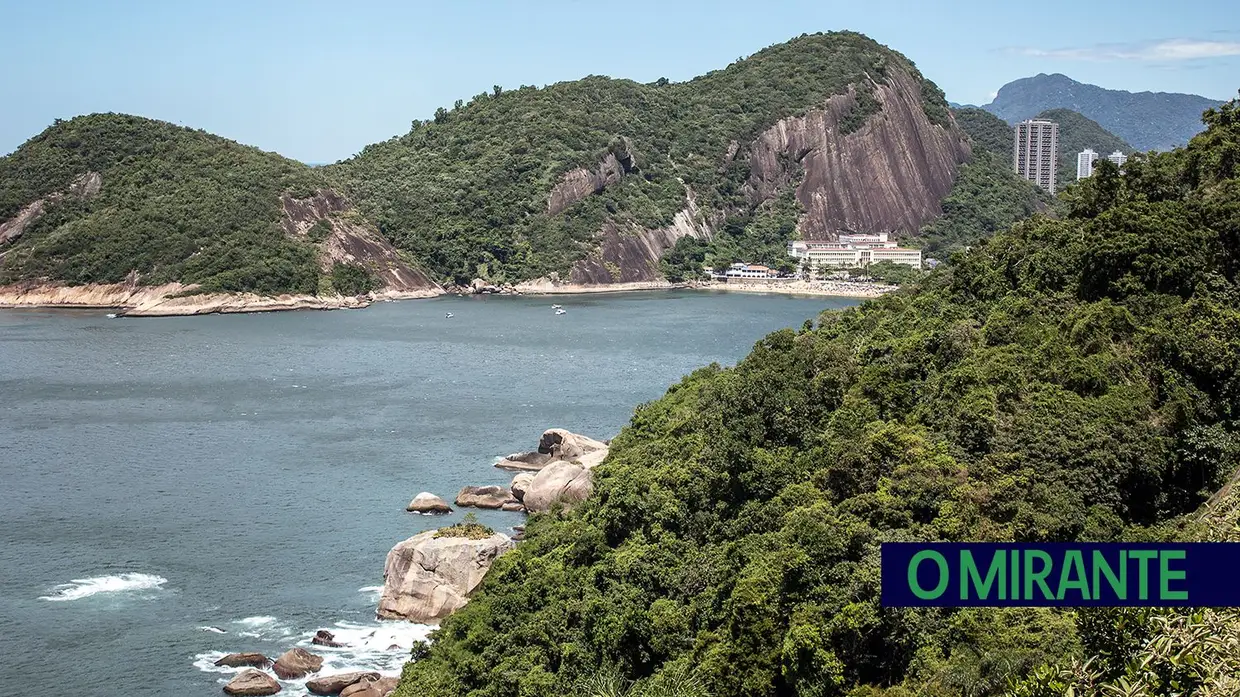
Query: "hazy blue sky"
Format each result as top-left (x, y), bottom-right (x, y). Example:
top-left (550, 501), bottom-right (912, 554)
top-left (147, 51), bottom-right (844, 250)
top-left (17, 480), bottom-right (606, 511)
top-left (2, 0), bottom-right (1237, 163)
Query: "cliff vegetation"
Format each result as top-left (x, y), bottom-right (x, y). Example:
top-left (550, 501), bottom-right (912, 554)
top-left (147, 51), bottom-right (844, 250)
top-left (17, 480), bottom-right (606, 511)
top-left (393, 97), bottom-right (1240, 697)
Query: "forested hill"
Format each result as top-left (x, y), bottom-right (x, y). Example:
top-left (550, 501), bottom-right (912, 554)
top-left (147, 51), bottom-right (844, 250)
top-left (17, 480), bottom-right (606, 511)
top-left (983, 73), bottom-right (1220, 151)
top-left (329, 31), bottom-right (970, 286)
top-left (393, 98), bottom-right (1240, 697)
top-left (0, 114), bottom-right (437, 297)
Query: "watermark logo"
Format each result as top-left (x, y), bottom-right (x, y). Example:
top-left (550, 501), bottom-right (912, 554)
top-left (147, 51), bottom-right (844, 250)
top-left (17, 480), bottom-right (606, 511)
top-left (881, 543), bottom-right (1240, 607)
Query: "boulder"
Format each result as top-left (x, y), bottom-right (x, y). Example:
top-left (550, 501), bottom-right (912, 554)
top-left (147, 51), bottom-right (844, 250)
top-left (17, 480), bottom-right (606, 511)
top-left (223, 670), bottom-right (282, 696)
top-left (501, 501), bottom-right (526, 512)
top-left (311, 629), bottom-right (344, 647)
top-left (306, 671), bottom-right (381, 695)
top-left (519, 460), bottom-right (593, 513)
top-left (454, 485), bottom-right (517, 509)
top-left (406, 492), bottom-right (452, 514)
top-left (214, 653), bottom-right (272, 669)
top-left (340, 677), bottom-right (397, 697)
top-left (377, 529), bottom-right (514, 622)
top-left (496, 429), bottom-right (609, 471)
top-left (271, 647), bottom-right (324, 679)
top-left (510, 472), bottom-right (535, 500)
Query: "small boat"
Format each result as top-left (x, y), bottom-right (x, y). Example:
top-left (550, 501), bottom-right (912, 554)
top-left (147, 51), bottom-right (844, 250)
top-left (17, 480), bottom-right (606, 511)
top-left (106, 313), bottom-right (117, 319)
top-left (555, 308), bottom-right (567, 315)
top-left (445, 312), bottom-right (454, 318)
top-left (551, 304), bottom-right (562, 309)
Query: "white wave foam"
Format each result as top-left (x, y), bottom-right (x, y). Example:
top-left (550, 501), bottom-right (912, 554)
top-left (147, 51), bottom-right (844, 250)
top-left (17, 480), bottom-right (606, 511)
top-left (199, 626), bottom-right (227, 634)
top-left (236, 616), bottom-right (277, 626)
top-left (39, 573), bottom-right (167, 601)
top-left (232, 615), bottom-right (294, 639)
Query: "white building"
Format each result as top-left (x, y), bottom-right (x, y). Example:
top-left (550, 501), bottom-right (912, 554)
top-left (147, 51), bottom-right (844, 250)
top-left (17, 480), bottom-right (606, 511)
top-left (787, 232), bottom-right (922, 273)
top-left (1107, 150), bottom-right (1128, 168)
top-left (723, 263), bottom-right (776, 279)
top-left (1015, 119), bottom-right (1059, 194)
top-left (1077, 149), bottom-right (1099, 180)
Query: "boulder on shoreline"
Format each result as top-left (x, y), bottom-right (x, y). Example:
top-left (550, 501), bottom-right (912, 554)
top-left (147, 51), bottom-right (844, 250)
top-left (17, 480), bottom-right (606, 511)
top-left (223, 670), bottom-right (282, 696)
top-left (377, 529), bottom-right (514, 622)
top-left (517, 460), bottom-right (594, 512)
top-left (311, 629), bottom-right (343, 647)
top-left (214, 653), bottom-right (272, 669)
top-left (271, 647), bottom-right (324, 679)
top-left (406, 492), bottom-right (452, 514)
top-left (339, 677), bottom-right (398, 697)
top-left (496, 429), bottom-right (609, 471)
top-left (454, 485), bottom-right (518, 509)
top-left (306, 671), bottom-right (381, 695)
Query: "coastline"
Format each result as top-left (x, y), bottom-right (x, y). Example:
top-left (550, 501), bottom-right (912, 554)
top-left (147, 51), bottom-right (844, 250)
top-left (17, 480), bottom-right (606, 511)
top-left (0, 277), bottom-right (891, 317)
top-left (0, 281), bottom-right (442, 317)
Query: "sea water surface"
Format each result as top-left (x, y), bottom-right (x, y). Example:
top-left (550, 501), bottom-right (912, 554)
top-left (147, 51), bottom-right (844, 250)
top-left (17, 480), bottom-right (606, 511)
top-left (0, 291), bottom-right (857, 696)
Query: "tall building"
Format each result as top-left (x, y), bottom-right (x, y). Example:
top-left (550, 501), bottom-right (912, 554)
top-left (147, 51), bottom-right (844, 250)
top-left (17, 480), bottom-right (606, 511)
top-left (1108, 150), bottom-right (1129, 168)
top-left (1014, 119), bottom-right (1059, 193)
top-left (1077, 149), bottom-right (1099, 180)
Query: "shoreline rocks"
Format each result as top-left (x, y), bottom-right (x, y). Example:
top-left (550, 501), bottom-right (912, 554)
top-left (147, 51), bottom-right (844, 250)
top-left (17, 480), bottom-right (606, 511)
top-left (406, 492), bottom-right (452, 514)
top-left (377, 529), bottom-right (514, 622)
top-left (306, 672), bottom-right (382, 696)
top-left (495, 429), bottom-right (609, 472)
top-left (454, 485), bottom-right (518, 510)
top-left (311, 629), bottom-right (344, 648)
top-left (214, 653), bottom-right (272, 669)
top-left (223, 670), bottom-right (282, 696)
top-left (271, 647), bottom-right (324, 679)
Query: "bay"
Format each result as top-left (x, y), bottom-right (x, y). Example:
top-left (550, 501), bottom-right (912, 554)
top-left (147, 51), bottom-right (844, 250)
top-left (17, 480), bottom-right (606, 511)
top-left (0, 290), bottom-right (857, 696)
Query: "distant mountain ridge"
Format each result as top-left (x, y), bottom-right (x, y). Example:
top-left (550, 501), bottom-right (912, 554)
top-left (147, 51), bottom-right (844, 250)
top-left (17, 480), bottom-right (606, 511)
top-left (982, 73), bottom-right (1221, 151)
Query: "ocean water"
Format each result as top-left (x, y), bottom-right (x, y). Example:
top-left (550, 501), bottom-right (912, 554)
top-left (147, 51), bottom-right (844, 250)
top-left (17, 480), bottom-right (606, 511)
top-left (0, 291), bottom-right (856, 696)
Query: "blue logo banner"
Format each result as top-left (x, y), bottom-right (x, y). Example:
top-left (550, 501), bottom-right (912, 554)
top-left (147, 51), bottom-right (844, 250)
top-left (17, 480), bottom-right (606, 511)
top-left (881, 543), bottom-right (1240, 607)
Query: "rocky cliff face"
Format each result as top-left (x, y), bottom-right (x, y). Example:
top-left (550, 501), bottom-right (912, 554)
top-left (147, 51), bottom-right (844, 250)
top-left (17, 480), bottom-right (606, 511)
top-left (556, 67), bottom-right (970, 285)
top-left (280, 190), bottom-right (440, 294)
top-left (746, 67), bottom-right (970, 240)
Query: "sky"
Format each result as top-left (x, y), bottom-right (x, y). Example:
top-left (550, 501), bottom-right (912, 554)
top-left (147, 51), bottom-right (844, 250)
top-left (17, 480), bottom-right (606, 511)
top-left (2, 0), bottom-right (1237, 163)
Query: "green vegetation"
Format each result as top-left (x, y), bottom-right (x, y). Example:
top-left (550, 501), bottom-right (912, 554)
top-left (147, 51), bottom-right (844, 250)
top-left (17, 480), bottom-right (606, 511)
top-left (394, 98), bottom-right (1240, 697)
top-left (848, 260), bottom-right (924, 285)
top-left (331, 32), bottom-right (951, 285)
top-left (329, 262), bottom-right (379, 296)
top-left (953, 107), bottom-right (1013, 156)
top-left (1035, 108), bottom-right (1134, 189)
top-left (434, 513), bottom-right (496, 540)
top-left (0, 114), bottom-right (326, 294)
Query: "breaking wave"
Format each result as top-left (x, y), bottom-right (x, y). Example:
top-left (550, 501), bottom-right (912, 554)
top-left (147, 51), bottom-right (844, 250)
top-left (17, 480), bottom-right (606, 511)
top-left (39, 573), bottom-right (167, 601)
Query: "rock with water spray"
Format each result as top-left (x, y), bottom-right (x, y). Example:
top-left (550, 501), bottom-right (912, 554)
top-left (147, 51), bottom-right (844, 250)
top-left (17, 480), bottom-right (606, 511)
top-left (214, 653), bottom-right (272, 669)
top-left (223, 669), bottom-right (282, 696)
top-left (271, 647), bottom-right (323, 679)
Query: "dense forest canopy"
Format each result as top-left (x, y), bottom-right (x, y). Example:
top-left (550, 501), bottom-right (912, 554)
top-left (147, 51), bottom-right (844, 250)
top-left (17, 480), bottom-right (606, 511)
top-left (329, 31), bottom-right (952, 285)
top-left (0, 114), bottom-right (327, 294)
top-left (393, 96), bottom-right (1240, 697)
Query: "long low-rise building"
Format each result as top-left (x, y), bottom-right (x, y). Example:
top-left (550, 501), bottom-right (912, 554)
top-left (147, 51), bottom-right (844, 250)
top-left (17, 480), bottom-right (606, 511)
top-left (787, 232), bottom-right (922, 270)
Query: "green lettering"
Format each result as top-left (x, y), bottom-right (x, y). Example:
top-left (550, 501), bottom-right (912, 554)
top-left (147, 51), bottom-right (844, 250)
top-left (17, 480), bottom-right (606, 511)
top-left (909, 551), bottom-right (949, 600)
top-left (1130, 550), bottom-right (1158, 600)
top-left (1024, 550), bottom-right (1054, 600)
top-left (1092, 550), bottom-right (1127, 600)
top-left (1057, 550), bottom-right (1090, 600)
top-left (1159, 550), bottom-right (1188, 602)
top-left (961, 550), bottom-right (1006, 600)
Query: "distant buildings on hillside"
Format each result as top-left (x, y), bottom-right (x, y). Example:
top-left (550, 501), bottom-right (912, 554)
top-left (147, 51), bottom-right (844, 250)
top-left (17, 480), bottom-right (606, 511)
top-left (787, 232), bottom-right (922, 272)
top-left (1076, 149), bottom-right (1129, 181)
top-left (1077, 148), bottom-right (1099, 180)
top-left (1015, 119), bottom-right (1059, 193)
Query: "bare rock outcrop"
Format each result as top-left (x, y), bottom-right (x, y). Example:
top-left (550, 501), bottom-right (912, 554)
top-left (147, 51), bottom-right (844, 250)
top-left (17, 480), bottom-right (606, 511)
top-left (454, 485), bottom-right (518, 510)
top-left (746, 68), bottom-right (970, 239)
top-left (280, 190), bottom-right (441, 296)
top-left (271, 647), bottom-right (323, 679)
top-left (406, 492), bottom-right (452, 514)
top-left (569, 189), bottom-right (712, 285)
top-left (0, 172), bottom-right (102, 245)
top-left (306, 672), bottom-right (381, 696)
top-left (496, 428), bottom-right (609, 471)
top-left (546, 142), bottom-right (636, 216)
top-left (223, 670), bottom-right (282, 696)
top-left (376, 529), bottom-right (514, 622)
top-left (339, 677), bottom-right (398, 697)
top-left (497, 428), bottom-right (610, 513)
top-left (518, 460), bottom-right (595, 513)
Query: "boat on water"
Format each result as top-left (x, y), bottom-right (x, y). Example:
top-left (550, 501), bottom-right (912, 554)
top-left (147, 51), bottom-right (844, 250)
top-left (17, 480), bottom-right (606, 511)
top-left (106, 313), bottom-right (117, 319)
top-left (551, 304), bottom-right (562, 309)
top-left (445, 312), bottom-right (454, 318)
top-left (555, 308), bottom-right (567, 315)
